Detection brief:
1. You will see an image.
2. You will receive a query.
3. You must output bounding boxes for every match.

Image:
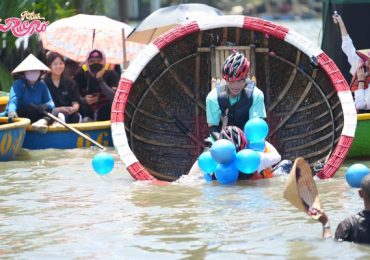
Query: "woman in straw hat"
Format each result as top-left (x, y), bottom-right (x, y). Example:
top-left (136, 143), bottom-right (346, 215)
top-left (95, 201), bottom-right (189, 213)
top-left (333, 13), bottom-right (370, 111)
top-left (0, 54), bottom-right (55, 133)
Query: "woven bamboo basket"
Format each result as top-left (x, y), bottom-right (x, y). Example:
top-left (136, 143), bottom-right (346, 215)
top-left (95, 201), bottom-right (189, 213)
top-left (111, 16), bottom-right (357, 182)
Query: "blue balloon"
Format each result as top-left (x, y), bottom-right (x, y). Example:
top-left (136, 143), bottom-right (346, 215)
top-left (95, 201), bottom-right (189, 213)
top-left (214, 162), bottom-right (239, 184)
top-left (345, 163), bottom-right (369, 188)
top-left (235, 149), bottom-right (261, 174)
top-left (198, 151), bottom-right (217, 173)
top-left (210, 139), bottom-right (236, 164)
top-left (247, 139), bottom-right (266, 152)
top-left (203, 173), bottom-right (213, 182)
top-left (92, 152), bottom-right (115, 175)
top-left (244, 118), bottom-right (269, 142)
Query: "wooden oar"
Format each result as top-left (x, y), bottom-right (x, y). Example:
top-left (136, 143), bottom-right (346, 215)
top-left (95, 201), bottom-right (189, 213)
top-left (44, 112), bottom-right (105, 150)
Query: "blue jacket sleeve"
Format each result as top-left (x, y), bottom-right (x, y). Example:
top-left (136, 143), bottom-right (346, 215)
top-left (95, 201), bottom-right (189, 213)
top-left (7, 80), bottom-right (25, 113)
top-left (40, 81), bottom-right (55, 110)
top-left (7, 86), bottom-right (18, 113)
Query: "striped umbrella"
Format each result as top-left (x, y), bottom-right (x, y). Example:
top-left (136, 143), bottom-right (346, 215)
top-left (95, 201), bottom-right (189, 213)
top-left (39, 14), bottom-right (145, 66)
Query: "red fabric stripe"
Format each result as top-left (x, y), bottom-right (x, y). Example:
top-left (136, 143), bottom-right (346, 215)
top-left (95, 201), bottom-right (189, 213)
top-left (243, 16), bottom-right (289, 40)
top-left (153, 22), bottom-right (200, 50)
top-left (317, 53), bottom-right (350, 92)
top-left (316, 136), bottom-right (354, 179)
top-left (127, 162), bottom-right (156, 181)
top-left (111, 78), bottom-right (133, 123)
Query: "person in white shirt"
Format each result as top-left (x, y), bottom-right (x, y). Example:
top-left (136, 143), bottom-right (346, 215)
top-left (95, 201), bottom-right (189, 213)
top-left (333, 14), bottom-right (370, 111)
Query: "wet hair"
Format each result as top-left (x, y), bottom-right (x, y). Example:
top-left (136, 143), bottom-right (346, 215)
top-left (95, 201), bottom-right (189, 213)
top-left (45, 51), bottom-right (65, 67)
top-left (361, 174), bottom-right (370, 199)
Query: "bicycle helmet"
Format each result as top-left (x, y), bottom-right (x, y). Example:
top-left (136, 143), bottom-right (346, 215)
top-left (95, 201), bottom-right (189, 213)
top-left (222, 52), bottom-right (250, 82)
top-left (219, 126), bottom-right (247, 152)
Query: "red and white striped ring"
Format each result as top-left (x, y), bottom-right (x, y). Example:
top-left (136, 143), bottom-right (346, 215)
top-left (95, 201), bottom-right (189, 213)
top-left (111, 15), bottom-right (357, 181)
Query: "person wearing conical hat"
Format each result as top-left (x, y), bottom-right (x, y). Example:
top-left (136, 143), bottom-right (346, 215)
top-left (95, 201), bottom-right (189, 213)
top-left (0, 54), bottom-right (55, 133)
top-left (332, 14), bottom-right (370, 112)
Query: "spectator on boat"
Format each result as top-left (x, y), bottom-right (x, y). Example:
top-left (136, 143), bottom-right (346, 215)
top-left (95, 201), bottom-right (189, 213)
top-left (206, 51), bottom-right (266, 135)
top-left (313, 174), bottom-right (370, 244)
top-left (332, 14), bottom-right (370, 111)
top-left (74, 49), bottom-right (119, 122)
top-left (0, 54), bottom-right (55, 133)
top-left (43, 51), bottom-right (81, 124)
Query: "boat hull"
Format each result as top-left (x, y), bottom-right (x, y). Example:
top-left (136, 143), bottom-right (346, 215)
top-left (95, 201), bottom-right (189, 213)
top-left (0, 96), bottom-right (8, 112)
top-left (0, 117), bottom-right (30, 160)
top-left (23, 121), bottom-right (113, 149)
top-left (347, 113), bottom-right (370, 158)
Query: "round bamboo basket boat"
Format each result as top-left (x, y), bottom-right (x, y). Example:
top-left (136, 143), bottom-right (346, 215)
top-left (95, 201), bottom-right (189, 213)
top-left (111, 16), bottom-right (357, 182)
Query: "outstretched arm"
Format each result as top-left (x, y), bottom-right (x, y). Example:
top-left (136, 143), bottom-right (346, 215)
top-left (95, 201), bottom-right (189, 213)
top-left (332, 14), bottom-right (348, 37)
top-left (332, 13), bottom-right (362, 74)
top-left (309, 209), bottom-right (332, 239)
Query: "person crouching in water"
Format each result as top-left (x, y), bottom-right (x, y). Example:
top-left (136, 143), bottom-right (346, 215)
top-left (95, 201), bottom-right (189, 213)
top-left (188, 126), bottom-right (282, 180)
top-left (1, 54), bottom-right (55, 133)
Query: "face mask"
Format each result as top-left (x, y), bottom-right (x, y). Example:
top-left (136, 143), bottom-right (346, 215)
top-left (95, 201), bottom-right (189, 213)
top-left (89, 63), bottom-right (103, 74)
top-left (25, 70), bottom-right (41, 82)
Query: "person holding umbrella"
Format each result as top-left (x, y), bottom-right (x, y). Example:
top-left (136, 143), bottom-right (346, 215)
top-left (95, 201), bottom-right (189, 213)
top-left (0, 54), bottom-right (55, 133)
top-left (74, 49), bottom-right (119, 122)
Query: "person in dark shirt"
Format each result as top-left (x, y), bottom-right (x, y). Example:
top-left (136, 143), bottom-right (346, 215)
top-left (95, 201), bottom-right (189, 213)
top-left (314, 174), bottom-right (370, 244)
top-left (43, 51), bottom-right (81, 123)
top-left (74, 49), bottom-right (119, 121)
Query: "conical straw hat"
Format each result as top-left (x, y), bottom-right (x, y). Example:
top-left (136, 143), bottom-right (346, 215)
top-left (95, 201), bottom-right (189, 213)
top-left (283, 157), bottom-right (322, 220)
top-left (12, 54), bottom-right (50, 74)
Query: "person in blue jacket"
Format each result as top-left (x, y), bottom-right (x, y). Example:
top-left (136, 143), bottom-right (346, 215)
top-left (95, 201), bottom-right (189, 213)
top-left (1, 54), bottom-right (55, 133)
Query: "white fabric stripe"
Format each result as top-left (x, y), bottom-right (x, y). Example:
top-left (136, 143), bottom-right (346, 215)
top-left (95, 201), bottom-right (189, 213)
top-left (337, 91), bottom-right (357, 137)
top-left (121, 44), bottom-right (159, 82)
top-left (197, 16), bottom-right (244, 31)
top-left (285, 30), bottom-right (323, 58)
top-left (111, 123), bottom-right (138, 167)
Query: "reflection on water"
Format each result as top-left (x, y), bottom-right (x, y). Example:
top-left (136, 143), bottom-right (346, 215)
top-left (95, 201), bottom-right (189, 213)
top-left (1, 19), bottom-right (370, 258)
top-left (1, 148), bottom-right (370, 258)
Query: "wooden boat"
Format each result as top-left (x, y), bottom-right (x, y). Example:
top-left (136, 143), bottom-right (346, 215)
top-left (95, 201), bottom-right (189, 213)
top-left (23, 120), bottom-right (113, 149)
top-left (0, 95), bottom-right (8, 112)
top-left (347, 113), bottom-right (370, 158)
top-left (1, 92), bottom-right (112, 150)
top-left (0, 117), bottom-right (30, 161)
top-left (110, 15), bottom-right (357, 182)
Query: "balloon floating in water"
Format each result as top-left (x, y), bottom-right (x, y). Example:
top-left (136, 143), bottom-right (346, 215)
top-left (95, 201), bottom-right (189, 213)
top-left (345, 163), bottom-right (369, 188)
top-left (198, 151), bottom-right (217, 173)
top-left (214, 162), bottom-right (239, 185)
top-left (244, 118), bottom-right (269, 142)
top-left (92, 152), bottom-right (115, 175)
top-left (235, 149), bottom-right (261, 174)
top-left (210, 139), bottom-right (236, 164)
